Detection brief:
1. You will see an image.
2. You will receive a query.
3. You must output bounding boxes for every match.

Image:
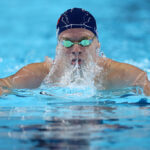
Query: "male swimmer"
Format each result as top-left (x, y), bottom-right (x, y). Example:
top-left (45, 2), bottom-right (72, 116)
top-left (0, 8), bottom-right (150, 96)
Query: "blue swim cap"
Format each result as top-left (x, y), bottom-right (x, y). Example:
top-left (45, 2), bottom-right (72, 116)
top-left (57, 8), bottom-right (98, 37)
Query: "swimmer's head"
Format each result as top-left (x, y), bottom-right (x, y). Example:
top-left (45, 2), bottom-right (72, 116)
top-left (55, 8), bottom-right (100, 67)
top-left (56, 8), bottom-right (98, 37)
top-left (56, 28), bottom-right (100, 66)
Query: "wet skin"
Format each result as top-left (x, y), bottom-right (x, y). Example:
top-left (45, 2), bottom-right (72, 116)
top-left (0, 28), bottom-right (150, 95)
top-left (57, 29), bottom-right (99, 66)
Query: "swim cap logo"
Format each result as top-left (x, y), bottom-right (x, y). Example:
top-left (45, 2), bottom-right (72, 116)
top-left (57, 17), bottom-right (61, 25)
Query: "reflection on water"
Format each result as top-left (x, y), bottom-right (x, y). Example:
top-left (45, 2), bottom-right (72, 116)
top-left (0, 98), bottom-right (150, 149)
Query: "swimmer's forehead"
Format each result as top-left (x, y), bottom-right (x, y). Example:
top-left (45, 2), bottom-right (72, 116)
top-left (58, 28), bottom-right (95, 41)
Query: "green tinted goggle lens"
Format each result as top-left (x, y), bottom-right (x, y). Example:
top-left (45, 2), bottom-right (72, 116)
top-left (62, 40), bottom-right (74, 48)
top-left (62, 39), bottom-right (93, 48)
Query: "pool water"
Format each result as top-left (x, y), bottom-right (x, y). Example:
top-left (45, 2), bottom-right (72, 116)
top-left (0, 0), bottom-right (150, 149)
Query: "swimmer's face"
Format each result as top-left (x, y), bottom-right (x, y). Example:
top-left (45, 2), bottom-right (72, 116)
top-left (57, 28), bottom-right (100, 66)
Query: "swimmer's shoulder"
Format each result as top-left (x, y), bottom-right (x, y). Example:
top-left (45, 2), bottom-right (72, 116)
top-left (5, 57), bottom-right (53, 89)
top-left (16, 56), bottom-right (53, 76)
top-left (97, 56), bottom-right (144, 74)
top-left (97, 56), bottom-right (114, 70)
top-left (43, 56), bottom-right (53, 73)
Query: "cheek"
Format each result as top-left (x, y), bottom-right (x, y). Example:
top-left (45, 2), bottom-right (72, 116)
top-left (84, 47), bottom-right (93, 54)
top-left (56, 46), bottom-right (71, 56)
top-left (61, 49), bottom-right (73, 59)
top-left (64, 49), bottom-right (72, 56)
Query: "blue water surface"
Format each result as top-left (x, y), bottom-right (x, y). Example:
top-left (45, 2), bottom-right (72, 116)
top-left (0, 0), bottom-right (150, 149)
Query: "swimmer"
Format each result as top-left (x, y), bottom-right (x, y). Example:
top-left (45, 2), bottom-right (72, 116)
top-left (0, 8), bottom-right (150, 96)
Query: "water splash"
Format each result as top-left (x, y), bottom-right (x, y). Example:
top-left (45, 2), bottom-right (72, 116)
top-left (43, 46), bottom-right (103, 98)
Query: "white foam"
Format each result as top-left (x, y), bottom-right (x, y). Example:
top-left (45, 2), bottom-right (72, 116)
top-left (43, 46), bottom-right (103, 98)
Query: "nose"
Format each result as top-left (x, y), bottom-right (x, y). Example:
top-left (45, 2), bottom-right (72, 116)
top-left (71, 44), bottom-right (82, 56)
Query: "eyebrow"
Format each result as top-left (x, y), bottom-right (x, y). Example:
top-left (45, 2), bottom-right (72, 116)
top-left (60, 36), bottom-right (92, 42)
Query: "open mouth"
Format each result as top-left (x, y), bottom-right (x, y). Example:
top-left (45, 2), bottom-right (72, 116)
top-left (71, 59), bottom-right (82, 65)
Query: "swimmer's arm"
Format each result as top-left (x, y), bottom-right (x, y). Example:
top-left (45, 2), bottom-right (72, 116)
top-left (103, 58), bottom-right (150, 96)
top-left (0, 61), bottom-right (51, 95)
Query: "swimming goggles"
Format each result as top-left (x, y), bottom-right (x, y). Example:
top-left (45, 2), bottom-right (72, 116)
top-left (60, 37), bottom-right (95, 48)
